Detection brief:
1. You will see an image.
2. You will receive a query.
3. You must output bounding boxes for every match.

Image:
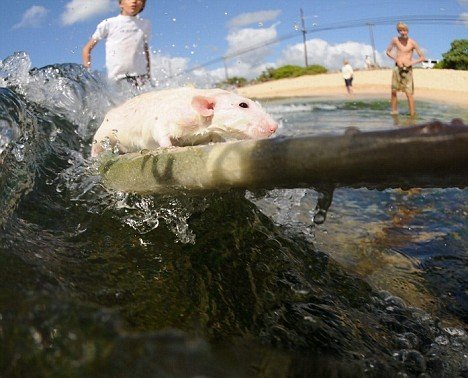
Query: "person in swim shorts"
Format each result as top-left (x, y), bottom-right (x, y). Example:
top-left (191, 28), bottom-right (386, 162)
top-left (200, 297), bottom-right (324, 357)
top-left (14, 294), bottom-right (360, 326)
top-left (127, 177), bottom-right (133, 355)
top-left (386, 22), bottom-right (425, 116)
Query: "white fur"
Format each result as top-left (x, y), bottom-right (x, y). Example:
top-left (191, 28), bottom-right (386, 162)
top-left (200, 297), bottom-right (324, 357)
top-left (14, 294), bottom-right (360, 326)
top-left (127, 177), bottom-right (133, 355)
top-left (91, 87), bottom-right (277, 156)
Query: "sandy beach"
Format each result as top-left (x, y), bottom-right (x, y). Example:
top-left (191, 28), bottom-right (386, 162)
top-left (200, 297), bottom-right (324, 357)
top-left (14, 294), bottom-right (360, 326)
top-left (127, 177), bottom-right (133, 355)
top-left (238, 68), bottom-right (468, 108)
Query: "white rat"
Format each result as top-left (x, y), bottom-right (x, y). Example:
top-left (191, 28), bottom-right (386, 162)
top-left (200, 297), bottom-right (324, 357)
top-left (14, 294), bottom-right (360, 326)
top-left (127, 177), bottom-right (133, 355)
top-left (91, 87), bottom-right (278, 156)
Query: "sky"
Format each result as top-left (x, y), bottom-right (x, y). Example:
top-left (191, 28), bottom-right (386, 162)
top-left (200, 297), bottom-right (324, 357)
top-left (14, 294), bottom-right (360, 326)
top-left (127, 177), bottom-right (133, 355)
top-left (1, 0), bottom-right (467, 85)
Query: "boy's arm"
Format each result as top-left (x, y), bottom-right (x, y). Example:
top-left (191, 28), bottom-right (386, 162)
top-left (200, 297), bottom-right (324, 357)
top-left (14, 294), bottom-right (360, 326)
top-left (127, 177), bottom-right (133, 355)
top-left (385, 38), bottom-right (396, 61)
top-left (82, 39), bottom-right (98, 68)
top-left (411, 40), bottom-right (426, 66)
top-left (144, 42), bottom-right (151, 77)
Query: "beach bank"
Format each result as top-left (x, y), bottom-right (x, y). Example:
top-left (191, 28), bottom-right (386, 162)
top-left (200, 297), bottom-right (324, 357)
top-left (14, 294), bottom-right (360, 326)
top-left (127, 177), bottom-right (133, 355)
top-left (238, 69), bottom-right (468, 108)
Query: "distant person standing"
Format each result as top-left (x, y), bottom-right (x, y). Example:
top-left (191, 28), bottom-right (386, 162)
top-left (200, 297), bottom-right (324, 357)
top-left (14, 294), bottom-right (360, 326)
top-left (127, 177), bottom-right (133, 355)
top-left (341, 60), bottom-right (354, 95)
top-left (82, 0), bottom-right (152, 88)
top-left (386, 22), bottom-right (425, 116)
top-left (365, 55), bottom-right (372, 69)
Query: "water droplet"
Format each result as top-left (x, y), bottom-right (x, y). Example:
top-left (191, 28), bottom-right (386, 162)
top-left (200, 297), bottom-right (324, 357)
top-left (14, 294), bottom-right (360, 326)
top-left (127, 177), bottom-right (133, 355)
top-left (100, 136), bottom-right (111, 152)
top-left (313, 185), bottom-right (334, 224)
top-left (303, 316), bottom-right (317, 323)
top-left (443, 327), bottom-right (465, 337)
top-left (396, 349), bottom-right (427, 374)
top-left (13, 144), bottom-right (25, 162)
top-left (68, 332), bottom-right (77, 340)
top-left (435, 335), bottom-right (449, 345)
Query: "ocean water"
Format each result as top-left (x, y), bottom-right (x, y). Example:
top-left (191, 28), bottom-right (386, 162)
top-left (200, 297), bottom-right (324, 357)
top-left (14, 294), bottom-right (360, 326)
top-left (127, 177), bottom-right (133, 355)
top-left (0, 52), bottom-right (467, 377)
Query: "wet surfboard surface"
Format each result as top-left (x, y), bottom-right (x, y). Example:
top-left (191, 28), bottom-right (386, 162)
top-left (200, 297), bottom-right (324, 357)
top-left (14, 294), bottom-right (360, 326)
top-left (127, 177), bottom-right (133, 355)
top-left (98, 121), bottom-right (468, 194)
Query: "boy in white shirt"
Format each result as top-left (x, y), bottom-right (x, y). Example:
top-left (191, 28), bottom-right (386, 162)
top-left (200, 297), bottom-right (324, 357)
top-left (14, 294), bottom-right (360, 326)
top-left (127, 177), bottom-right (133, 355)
top-left (82, 0), bottom-right (151, 87)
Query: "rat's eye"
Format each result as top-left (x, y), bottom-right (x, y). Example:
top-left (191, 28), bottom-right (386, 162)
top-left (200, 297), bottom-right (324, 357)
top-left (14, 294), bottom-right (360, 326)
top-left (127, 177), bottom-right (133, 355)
top-left (239, 102), bottom-right (249, 108)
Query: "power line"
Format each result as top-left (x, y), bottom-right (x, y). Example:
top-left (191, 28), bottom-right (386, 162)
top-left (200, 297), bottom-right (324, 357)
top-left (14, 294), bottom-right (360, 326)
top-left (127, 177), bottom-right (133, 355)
top-left (367, 23), bottom-right (377, 67)
top-left (165, 14), bottom-right (461, 79)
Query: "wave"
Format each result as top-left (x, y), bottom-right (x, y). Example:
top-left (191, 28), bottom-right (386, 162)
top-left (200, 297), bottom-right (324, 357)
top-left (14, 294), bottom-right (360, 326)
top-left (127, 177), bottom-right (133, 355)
top-left (0, 52), bottom-right (466, 376)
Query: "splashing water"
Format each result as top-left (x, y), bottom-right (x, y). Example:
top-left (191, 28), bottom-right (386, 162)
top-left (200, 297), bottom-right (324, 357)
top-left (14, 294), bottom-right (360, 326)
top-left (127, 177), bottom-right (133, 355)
top-left (0, 52), bottom-right (467, 376)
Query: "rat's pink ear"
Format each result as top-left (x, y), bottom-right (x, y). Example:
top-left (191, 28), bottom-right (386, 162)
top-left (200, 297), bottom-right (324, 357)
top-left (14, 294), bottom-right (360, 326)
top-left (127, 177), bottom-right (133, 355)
top-left (191, 96), bottom-right (215, 117)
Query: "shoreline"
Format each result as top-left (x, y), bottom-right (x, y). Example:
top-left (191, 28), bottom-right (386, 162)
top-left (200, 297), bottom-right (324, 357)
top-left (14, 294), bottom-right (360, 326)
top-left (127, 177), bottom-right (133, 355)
top-left (238, 69), bottom-right (468, 108)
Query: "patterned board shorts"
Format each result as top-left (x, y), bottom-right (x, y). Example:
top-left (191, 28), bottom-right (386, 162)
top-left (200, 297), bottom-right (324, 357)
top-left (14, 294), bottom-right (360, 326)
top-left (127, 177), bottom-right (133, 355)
top-left (120, 75), bottom-right (150, 88)
top-left (392, 66), bottom-right (414, 94)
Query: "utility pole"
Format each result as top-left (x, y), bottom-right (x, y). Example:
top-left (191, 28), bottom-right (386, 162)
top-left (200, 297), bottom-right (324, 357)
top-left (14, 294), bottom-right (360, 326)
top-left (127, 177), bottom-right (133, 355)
top-left (223, 58), bottom-right (229, 81)
top-left (168, 60), bottom-right (173, 77)
top-left (367, 23), bottom-right (377, 67)
top-left (300, 8), bottom-right (309, 67)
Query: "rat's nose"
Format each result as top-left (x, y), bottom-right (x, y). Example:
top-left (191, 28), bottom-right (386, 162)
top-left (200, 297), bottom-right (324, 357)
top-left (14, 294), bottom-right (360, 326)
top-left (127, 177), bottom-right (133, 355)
top-left (269, 121), bottom-right (278, 134)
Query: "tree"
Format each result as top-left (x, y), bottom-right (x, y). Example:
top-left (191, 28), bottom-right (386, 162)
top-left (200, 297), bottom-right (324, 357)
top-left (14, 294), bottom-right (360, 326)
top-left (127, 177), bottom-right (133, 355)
top-left (223, 77), bottom-right (248, 87)
top-left (439, 39), bottom-right (468, 70)
top-left (257, 64), bottom-right (327, 82)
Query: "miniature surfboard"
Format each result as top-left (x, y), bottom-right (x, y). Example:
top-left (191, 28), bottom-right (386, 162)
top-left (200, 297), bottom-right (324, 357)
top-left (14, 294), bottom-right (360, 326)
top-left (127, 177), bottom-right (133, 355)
top-left (98, 121), bottom-right (468, 195)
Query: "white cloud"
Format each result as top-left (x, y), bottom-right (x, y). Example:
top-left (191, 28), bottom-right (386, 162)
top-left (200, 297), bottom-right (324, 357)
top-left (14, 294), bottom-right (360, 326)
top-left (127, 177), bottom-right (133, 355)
top-left (277, 38), bottom-right (387, 71)
top-left (162, 37), bottom-right (391, 85)
top-left (150, 53), bottom-right (218, 88)
top-left (151, 54), bottom-right (189, 83)
top-left (12, 6), bottom-right (48, 29)
top-left (459, 12), bottom-right (468, 27)
top-left (227, 10), bottom-right (282, 29)
top-left (61, 0), bottom-right (115, 25)
top-left (218, 61), bottom-right (275, 82)
top-left (155, 26), bottom-right (394, 85)
top-left (223, 24), bottom-right (278, 78)
top-left (225, 25), bottom-right (278, 65)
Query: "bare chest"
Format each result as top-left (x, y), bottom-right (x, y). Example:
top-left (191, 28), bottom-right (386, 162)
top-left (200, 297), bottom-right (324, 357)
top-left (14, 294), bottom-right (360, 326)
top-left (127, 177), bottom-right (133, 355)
top-left (395, 38), bottom-right (415, 52)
